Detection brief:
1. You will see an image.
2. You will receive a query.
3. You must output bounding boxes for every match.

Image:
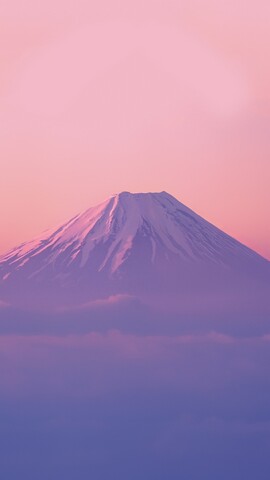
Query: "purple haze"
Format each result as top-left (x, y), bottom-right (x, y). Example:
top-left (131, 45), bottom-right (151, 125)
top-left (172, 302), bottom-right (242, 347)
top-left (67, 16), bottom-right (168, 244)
top-left (0, 192), bottom-right (269, 479)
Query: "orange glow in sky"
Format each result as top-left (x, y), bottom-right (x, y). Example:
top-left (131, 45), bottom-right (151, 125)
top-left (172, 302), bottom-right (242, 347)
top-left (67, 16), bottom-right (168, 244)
top-left (0, 0), bottom-right (269, 258)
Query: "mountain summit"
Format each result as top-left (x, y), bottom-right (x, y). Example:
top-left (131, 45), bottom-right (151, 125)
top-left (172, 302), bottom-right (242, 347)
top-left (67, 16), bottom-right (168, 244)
top-left (0, 191), bottom-right (268, 309)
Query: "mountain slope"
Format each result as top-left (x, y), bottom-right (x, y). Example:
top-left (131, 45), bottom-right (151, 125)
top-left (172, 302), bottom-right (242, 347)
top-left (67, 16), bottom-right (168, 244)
top-left (0, 191), bottom-right (269, 309)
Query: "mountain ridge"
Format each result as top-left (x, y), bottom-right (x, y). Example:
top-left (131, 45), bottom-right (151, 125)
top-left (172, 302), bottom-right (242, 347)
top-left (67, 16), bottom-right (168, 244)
top-left (0, 191), bottom-right (269, 309)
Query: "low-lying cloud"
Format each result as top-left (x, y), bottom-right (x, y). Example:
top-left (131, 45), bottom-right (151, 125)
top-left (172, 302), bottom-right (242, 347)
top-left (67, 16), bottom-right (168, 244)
top-left (0, 299), bottom-right (269, 479)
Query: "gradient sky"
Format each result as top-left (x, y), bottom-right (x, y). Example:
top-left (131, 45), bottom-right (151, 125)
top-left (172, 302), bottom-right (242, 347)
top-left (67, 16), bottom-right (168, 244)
top-left (0, 0), bottom-right (269, 258)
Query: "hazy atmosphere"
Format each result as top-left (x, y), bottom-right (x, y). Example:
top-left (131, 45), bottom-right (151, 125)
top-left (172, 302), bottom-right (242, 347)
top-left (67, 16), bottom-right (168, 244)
top-left (0, 2), bottom-right (269, 480)
top-left (0, 0), bottom-right (270, 258)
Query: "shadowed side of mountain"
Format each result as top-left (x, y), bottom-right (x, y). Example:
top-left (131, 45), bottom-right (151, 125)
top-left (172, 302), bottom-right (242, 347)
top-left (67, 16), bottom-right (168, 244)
top-left (0, 191), bottom-right (269, 310)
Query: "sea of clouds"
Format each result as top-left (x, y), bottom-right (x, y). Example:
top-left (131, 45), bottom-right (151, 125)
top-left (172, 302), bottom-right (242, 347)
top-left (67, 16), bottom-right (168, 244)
top-left (0, 295), bottom-right (269, 479)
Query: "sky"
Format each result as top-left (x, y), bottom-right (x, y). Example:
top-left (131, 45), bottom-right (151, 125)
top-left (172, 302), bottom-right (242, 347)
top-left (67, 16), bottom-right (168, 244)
top-left (0, 0), bottom-right (269, 258)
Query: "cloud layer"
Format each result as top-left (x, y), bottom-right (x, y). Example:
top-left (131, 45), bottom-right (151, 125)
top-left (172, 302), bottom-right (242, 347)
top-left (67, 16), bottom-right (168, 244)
top-left (0, 298), bottom-right (270, 479)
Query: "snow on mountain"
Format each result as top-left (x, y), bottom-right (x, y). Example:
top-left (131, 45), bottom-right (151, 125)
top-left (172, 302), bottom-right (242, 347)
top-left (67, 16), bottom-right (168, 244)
top-left (0, 191), bottom-right (269, 308)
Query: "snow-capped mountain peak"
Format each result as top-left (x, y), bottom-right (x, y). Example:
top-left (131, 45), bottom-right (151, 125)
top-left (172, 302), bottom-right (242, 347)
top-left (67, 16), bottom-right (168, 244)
top-left (0, 191), bottom-right (268, 308)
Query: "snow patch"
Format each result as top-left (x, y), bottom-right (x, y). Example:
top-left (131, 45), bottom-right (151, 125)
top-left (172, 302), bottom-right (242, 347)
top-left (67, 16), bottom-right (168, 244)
top-left (0, 191), bottom-right (265, 285)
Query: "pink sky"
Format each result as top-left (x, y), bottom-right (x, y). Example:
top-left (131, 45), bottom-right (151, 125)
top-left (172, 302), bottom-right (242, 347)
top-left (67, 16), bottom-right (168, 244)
top-left (0, 0), bottom-right (269, 258)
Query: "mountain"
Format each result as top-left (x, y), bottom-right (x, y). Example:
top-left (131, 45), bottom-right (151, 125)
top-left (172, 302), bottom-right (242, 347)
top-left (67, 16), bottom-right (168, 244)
top-left (0, 191), bottom-right (269, 309)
